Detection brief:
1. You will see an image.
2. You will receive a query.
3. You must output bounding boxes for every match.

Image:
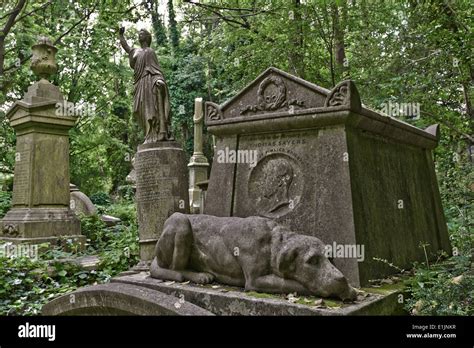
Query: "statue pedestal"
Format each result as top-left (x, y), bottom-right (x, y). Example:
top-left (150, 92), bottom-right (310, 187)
top-left (0, 79), bottom-right (83, 247)
top-left (134, 141), bottom-right (189, 267)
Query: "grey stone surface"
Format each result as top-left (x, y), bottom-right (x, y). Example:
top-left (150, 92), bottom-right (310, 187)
top-left (41, 282), bottom-right (214, 316)
top-left (112, 272), bottom-right (406, 316)
top-left (188, 98), bottom-right (209, 214)
top-left (150, 213), bottom-right (357, 301)
top-left (51, 254), bottom-right (100, 271)
top-left (0, 37), bottom-right (83, 247)
top-left (100, 214), bottom-right (121, 227)
top-left (70, 184), bottom-right (97, 216)
top-left (204, 67), bottom-right (451, 286)
top-left (135, 141), bottom-right (189, 264)
top-left (125, 156), bottom-right (136, 185)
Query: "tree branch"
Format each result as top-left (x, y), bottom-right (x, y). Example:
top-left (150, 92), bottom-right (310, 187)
top-left (14, 0), bottom-right (53, 24)
top-left (3, 2), bottom-right (99, 73)
top-left (1, 0), bottom-right (27, 38)
top-left (185, 0), bottom-right (276, 42)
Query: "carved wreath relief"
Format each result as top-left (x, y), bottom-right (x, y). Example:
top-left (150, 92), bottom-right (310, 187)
top-left (240, 76), bottom-right (304, 115)
top-left (248, 153), bottom-right (303, 218)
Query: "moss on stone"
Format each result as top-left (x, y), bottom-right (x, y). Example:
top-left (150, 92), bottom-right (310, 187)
top-left (361, 281), bottom-right (406, 295)
top-left (245, 291), bottom-right (282, 299)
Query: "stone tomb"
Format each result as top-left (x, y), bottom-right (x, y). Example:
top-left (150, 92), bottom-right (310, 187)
top-left (204, 67), bottom-right (451, 287)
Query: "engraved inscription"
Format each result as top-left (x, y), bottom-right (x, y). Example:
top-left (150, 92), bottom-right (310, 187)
top-left (135, 149), bottom-right (186, 247)
top-left (12, 149), bottom-right (31, 206)
top-left (135, 152), bottom-right (178, 203)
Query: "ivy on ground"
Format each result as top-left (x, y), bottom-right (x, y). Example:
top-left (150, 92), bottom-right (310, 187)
top-left (0, 201), bottom-right (139, 316)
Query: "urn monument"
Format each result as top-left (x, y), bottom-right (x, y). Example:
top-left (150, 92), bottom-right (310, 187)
top-left (0, 37), bottom-right (83, 246)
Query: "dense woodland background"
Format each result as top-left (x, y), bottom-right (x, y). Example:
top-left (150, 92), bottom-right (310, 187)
top-left (0, 0), bottom-right (472, 315)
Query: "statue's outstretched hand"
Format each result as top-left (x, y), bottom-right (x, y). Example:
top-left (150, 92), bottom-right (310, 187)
top-left (119, 26), bottom-right (125, 36)
top-left (155, 80), bottom-right (166, 89)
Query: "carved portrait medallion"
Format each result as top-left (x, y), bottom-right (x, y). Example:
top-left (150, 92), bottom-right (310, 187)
top-left (248, 153), bottom-right (303, 218)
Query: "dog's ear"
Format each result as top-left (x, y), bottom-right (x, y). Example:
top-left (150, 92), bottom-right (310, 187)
top-left (277, 245), bottom-right (298, 275)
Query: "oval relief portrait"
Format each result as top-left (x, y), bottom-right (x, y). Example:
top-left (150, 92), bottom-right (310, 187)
top-left (248, 153), bottom-right (303, 218)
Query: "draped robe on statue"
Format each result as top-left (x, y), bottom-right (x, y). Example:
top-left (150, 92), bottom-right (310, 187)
top-left (129, 47), bottom-right (172, 142)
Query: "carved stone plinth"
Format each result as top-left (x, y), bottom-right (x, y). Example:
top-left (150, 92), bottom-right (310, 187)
top-left (0, 81), bottom-right (83, 246)
top-left (134, 141), bottom-right (189, 268)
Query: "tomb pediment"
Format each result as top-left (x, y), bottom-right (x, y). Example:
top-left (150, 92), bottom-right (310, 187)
top-left (205, 67), bottom-right (362, 125)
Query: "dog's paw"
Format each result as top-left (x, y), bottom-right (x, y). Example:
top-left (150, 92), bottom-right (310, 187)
top-left (193, 272), bottom-right (214, 284)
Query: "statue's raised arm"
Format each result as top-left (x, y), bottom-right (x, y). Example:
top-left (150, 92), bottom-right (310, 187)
top-left (118, 27), bottom-right (131, 54)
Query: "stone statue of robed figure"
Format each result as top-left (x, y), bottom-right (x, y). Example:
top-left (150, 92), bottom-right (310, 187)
top-left (119, 27), bottom-right (172, 143)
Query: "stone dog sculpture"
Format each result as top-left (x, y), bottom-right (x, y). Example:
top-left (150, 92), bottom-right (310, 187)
top-left (150, 213), bottom-right (357, 300)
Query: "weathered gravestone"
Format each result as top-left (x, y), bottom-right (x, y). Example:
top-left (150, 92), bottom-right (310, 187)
top-left (204, 67), bottom-right (451, 287)
top-left (70, 184), bottom-right (97, 216)
top-left (69, 184), bottom-right (120, 226)
top-left (0, 37), bottom-right (83, 246)
top-left (119, 27), bottom-right (189, 267)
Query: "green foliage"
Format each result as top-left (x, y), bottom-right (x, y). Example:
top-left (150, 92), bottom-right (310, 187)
top-left (105, 203), bottom-right (137, 226)
top-left (89, 192), bottom-right (111, 206)
top-left (0, 201), bottom-right (139, 316)
top-left (404, 200), bottom-right (473, 316)
top-left (79, 209), bottom-right (139, 276)
top-left (0, 190), bottom-right (12, 219)
top-left (80, 214), bottom-right (108, 247)
top-left (1, 0), bottom-right (472, 317)
top-left (404, 255), bottom-right (473, 316)
top-left (0, 243), bottom-right (106, 316)
top-left (117, 184), bottom-right (136, 202)
top-left (168, 0), bottom-right (180, 50)
top-left (97, 223), bottom-right (139, 276)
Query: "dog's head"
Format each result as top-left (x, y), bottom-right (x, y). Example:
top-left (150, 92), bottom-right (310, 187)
top-left (275, 234), bottom-right (357, 301)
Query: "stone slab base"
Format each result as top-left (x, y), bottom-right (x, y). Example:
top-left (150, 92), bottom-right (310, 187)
top-left (1, 207), bottom-right (81, 238)
top-left (42, 271), bottom-right (406, 316)
top-left (51, 254), bottom-right (100, 271)
top-left (111, 273), bottom-right (406, 316)
top-left (0, 235), bottom-right (86, 248)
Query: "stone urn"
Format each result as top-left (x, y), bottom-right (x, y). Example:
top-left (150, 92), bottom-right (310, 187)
top-left (31, 36), bottom-right (58, 80)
